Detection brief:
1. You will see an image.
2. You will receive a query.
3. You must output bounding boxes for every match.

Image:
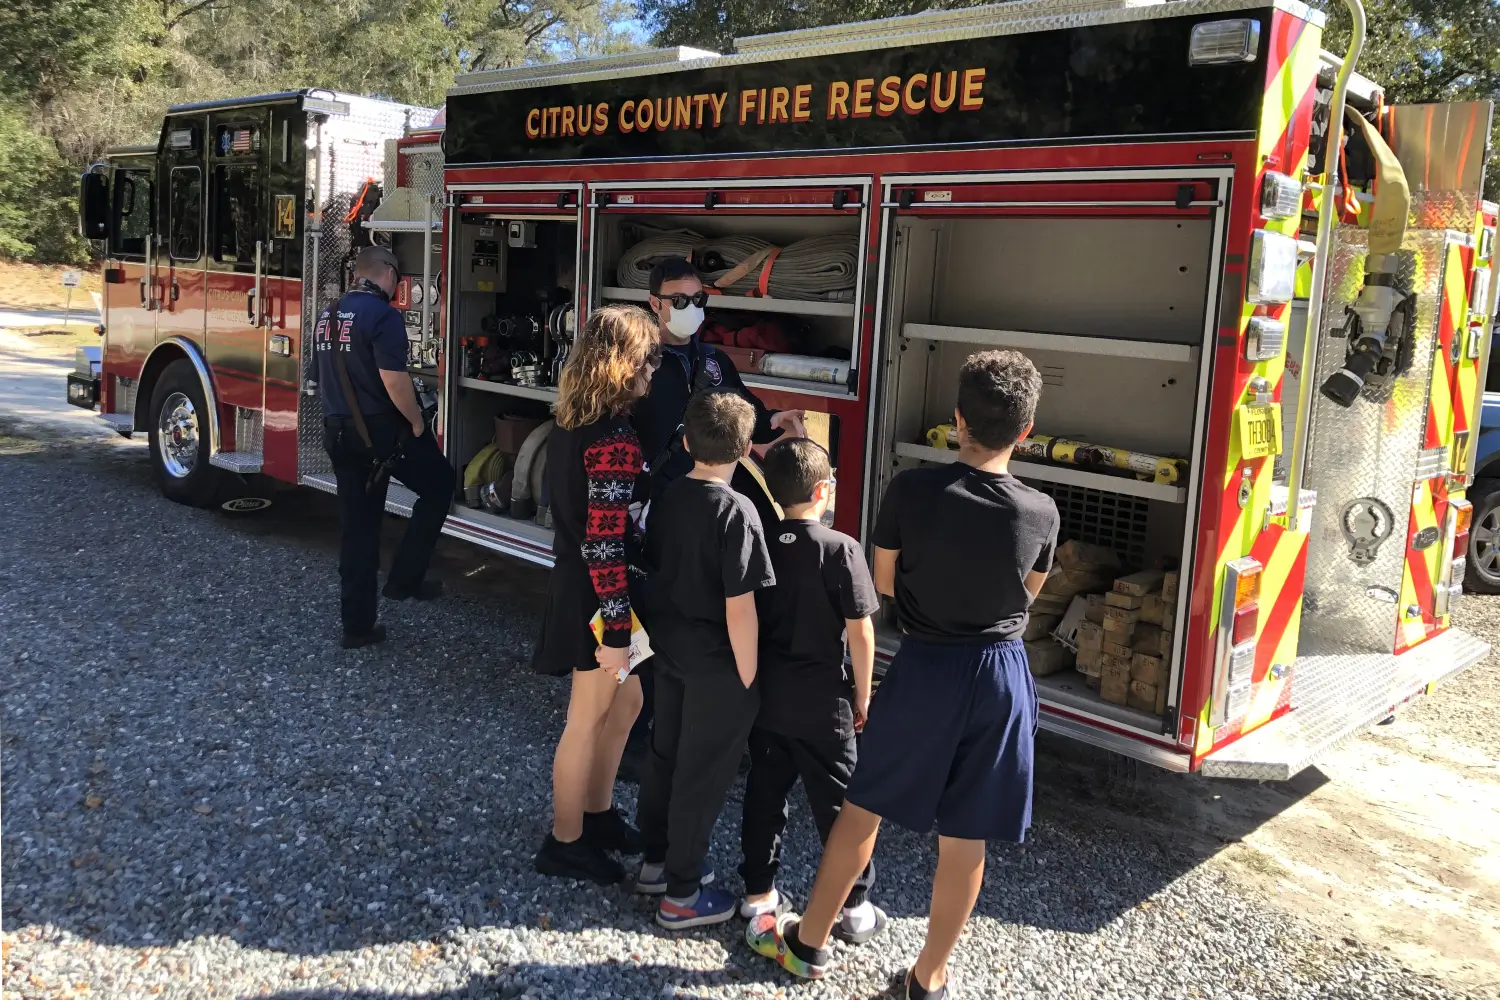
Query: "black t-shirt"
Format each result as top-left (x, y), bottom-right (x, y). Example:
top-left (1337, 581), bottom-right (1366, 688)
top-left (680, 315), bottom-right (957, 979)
top-left (644, 476), bottom-right (776, 670)
top-left (313, 289), bottom-right (408, 418)
top-left (755, 519), bottom-right (881, 740)
top-left (872, 463), bottom-right (1059, 642)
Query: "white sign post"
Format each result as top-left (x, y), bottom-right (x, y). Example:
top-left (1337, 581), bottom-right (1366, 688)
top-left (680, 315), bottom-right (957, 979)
top-left (60, 270), bottom-right (82, 328)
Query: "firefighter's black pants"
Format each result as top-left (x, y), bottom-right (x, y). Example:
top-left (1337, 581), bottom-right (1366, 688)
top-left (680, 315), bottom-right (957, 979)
top-left (324, 413), bottom-right (455, 634)
top-left (738, 728), bottom-right (873, 908)
top-left (637, 652), bottom-right (758, 898)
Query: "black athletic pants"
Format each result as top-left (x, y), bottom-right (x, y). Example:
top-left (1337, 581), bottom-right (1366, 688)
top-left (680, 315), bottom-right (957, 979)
top-left (324, 413), bottom-right (456, 634)
top-left (636, 653), bottom-right (758, 898)
top-left (738, 728), bottom-right (873, 908)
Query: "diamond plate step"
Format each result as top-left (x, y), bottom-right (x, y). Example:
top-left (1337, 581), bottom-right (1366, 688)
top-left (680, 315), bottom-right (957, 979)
top-left (1201, 628), bottom-right (1490, 780)
top-left (210, 452), bottom-right (263, 474)
top-left (298, 472), bottom-right (418, 517)
top-left (99, 413), bottom-right (134, 436)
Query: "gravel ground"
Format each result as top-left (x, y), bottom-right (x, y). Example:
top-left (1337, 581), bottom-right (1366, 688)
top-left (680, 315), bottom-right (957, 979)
top-left (1, 428), bottom-right (1491, 1000)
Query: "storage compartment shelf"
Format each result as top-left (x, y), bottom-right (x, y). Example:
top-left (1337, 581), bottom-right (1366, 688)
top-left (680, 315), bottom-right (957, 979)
top-left (893, 442), bottom-right (1187, 503)
top-left (903, 323), bottom-right (1198, 363)
top-left (460, 376), bottom-right (558, 402)
top-left (601, 285), bottom-right (855, 318)
top-left (742, 372), bottom-right (852, 397)
top-left (362, 220), bottom-right (441, 233)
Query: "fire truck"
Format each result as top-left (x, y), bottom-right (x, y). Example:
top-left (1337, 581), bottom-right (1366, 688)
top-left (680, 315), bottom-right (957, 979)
top-left (75, 0), bottom-right (1498, 780)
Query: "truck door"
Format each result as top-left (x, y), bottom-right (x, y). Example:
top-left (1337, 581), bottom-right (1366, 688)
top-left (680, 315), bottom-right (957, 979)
top-left (104, 158), bottom-right (156, 376)
top-left (156, 115), bottom-right (208, 353)
top-left (205, 109), bottom-right (273, 416)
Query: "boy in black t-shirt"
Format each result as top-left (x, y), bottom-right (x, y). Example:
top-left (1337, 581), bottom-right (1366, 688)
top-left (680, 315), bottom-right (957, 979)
top-left (749, 351), bottom-right (1059, 1000)
top-left (736, 438), bottom-right (885, 943)
top-left (635, 391), bottom-right (775, 930)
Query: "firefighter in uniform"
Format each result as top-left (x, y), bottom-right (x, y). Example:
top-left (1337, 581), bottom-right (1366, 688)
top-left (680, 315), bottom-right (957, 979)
top-left (316, 246), bottom-right (457, 648)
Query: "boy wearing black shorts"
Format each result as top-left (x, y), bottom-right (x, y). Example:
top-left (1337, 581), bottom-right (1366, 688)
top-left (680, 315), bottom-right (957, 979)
top-left (737, 438), bottom-right (885, 944)
top-left (635, 391), bottom-right (775, 929)
top-left (749, 350), bottom-right (1059, 999)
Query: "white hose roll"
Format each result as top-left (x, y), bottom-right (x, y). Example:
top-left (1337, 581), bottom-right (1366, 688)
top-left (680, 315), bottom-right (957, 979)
top-left (758, 354), bottom-right (851, 385)
top-left (509, 418), bottom-right (554, 520)
top-left (616, 228), bottom-right (858, 301)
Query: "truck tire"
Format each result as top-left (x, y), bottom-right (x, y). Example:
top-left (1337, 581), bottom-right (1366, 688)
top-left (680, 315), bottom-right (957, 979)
top-left (147, 358), bottom-right (224, 508)
top-left (1466, 479), bottom-right (1500, 595)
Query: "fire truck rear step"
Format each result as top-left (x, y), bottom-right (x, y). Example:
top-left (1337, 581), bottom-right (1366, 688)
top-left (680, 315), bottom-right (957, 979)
top-left (210, 453), bottom-right (263, 474)
top-left (301, 472), bottom-right (419, 517)
top-left (99, 413), bottom-right (134, 436)
top-left (1200, 628), bottom-right (1490, 781)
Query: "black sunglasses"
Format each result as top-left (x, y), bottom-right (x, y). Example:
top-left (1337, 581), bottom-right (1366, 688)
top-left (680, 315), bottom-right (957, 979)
top-left (658, 291), bottom-right (709, 310)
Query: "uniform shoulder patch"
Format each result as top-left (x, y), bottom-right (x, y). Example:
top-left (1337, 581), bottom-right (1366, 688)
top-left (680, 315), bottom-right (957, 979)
top-left (704, 356), bottom-right (723, 385)
top-left (779, 532), bottom-right (797, 544)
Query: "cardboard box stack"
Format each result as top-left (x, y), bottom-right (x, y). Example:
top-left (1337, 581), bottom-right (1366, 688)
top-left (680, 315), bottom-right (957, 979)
top-left (1037, 542), bottom-right (1120, 687)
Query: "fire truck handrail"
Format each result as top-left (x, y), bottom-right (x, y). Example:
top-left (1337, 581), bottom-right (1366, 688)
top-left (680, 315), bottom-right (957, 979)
top-left (1286, 0), bottom-right (1364, 534)
top-left (881, 199), bottom-right (1223, 210)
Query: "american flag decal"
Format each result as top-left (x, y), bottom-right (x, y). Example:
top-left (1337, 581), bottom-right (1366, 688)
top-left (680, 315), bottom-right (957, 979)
top-left (232, 130), bottom-right (252, 152)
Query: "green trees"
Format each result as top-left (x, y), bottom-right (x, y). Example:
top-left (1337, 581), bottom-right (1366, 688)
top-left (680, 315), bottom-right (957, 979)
top-left (0, 0), bottom-right (642, 264)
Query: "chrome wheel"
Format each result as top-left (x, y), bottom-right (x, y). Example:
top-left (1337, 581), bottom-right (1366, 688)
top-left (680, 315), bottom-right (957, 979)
top-left (1474, 505), bottom-right (1500, 585)
top-left (158, 391), bottom-right (199, 479)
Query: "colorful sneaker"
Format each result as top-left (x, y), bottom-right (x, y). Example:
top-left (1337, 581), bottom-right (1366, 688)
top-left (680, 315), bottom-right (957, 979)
top-left (656, 885), bottom-right (738, 930)
top-left (738, 887), bottom-right (790, 919)
top-left (634, 862), bottom-right (713, 896)
top-left (746, 913), bottom-right (829, 980)
top-left (831, 901), bottom-right (888, 945)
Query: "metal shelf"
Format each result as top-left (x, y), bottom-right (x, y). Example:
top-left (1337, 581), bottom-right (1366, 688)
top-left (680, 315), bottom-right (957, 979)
top-left (361, 220), bottom-right (443, 233)
top-left (893, 442), bottom-right (1187, 503)
top-left (600, 286), bottom-right (855, 318)
top-left (902, 323), bottom-right (1199, 363)
top-left (742, 371), bottom-right (852, 398)
top-left (459, 377), bottom-right (557, 402)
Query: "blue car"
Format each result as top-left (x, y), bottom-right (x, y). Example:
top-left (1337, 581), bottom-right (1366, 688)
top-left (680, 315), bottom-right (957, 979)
top-left (1471, 339), bottom-right (1500, 593)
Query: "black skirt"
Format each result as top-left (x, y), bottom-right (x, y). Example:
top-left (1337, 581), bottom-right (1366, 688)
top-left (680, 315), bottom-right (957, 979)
top-left (532, 558), bottom-right (601, 677)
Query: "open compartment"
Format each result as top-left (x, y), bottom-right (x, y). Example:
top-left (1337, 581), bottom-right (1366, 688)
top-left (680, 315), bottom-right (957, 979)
top-left (592, 181), bottom-right (870, 397)
top-left (872, 174), bottom-right (1226, 731)
top-left (445, 187), bottom-right (583, 542)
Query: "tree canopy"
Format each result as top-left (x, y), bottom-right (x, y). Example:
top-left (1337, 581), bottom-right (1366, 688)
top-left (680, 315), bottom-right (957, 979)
top-left (0, 0), bottom-right (639, 262)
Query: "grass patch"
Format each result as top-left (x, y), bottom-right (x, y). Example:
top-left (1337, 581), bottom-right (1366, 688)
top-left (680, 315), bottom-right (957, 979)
top-left (0, 260), bottom-right (102, 311)
top-left (5, 322), bottom-right (104, 354)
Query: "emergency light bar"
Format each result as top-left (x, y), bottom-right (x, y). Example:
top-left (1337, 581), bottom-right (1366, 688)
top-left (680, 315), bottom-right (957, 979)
top-left (1189, 19), bottom-right (1260, 65)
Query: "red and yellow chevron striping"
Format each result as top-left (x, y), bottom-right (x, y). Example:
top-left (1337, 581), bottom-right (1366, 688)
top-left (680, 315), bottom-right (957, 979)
top-left (1396, 477), bottom-right (1450, 652)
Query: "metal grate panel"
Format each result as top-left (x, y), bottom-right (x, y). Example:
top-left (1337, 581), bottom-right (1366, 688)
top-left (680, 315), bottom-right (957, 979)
top-left (234, 406), bottom-right (263, 454)
top-left (114, 376), bottom-right (137, 417)
top-left (1031, 481), bottom-right (1150, 566)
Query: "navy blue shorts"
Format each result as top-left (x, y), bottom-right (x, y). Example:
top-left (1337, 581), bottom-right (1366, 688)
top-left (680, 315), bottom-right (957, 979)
top-left (845, 636), bottom-right (1037, 842)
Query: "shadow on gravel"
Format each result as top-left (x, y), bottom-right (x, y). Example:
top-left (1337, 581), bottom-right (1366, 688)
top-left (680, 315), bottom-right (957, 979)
top-left (1, 424), bottom-right (1327, 972)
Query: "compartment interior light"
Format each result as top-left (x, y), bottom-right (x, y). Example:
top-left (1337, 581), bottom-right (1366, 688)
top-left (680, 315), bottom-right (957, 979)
top-left (1190, 19), bottom-right (1261, 65)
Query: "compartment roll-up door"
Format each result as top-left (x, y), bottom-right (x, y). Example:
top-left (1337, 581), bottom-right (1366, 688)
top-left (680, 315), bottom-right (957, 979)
top-left (595, 183), bottom-right (867, 215)
top-left (884, 178), bottom-right (1224, 218)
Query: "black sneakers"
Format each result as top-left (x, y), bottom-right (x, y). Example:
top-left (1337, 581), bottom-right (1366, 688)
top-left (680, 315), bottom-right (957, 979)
top-left (341, 623), bottom-right (387, 649)
top-left (383, 579), bottom-right (444, 601)
top-left (534, 834), bottom-right (625, 886)
top-left (584, 807), bottom-right (644, 855)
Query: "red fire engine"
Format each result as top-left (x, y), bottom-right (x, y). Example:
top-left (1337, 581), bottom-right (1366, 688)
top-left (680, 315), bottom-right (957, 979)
top-left (76, 0), bottom-right (1498, 779)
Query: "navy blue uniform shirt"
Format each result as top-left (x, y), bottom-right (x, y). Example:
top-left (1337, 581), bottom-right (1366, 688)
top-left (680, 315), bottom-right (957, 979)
top-left (314, 288), bottom-right (407, 418)
top-left (632, 337), bottom-right (776, 490)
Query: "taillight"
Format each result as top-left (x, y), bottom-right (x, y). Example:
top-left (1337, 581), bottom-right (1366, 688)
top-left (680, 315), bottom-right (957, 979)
top-left (1232, 603), bottom-right (1259, 645)
top-left (1212, 557), bottom-right (1264, 726)
top-left (1452, 499), bottom-right (1473, 555)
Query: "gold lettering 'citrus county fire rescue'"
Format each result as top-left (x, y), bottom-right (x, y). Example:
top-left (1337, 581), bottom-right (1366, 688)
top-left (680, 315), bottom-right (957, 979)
top-left (524, 68), bottom-right (986, 139)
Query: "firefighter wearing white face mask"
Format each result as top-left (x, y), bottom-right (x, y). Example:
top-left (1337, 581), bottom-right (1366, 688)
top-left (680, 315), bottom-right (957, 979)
top-left (634, 258), bottom-right (806, 518)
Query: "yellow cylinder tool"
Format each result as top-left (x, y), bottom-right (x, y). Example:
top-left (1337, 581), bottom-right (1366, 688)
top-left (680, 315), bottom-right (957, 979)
top-left (925, 424), bottom-right (1186, 486)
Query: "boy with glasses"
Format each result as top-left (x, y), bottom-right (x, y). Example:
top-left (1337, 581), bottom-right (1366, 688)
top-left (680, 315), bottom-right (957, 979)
top-left (737, 438), bottom-right (885, 944)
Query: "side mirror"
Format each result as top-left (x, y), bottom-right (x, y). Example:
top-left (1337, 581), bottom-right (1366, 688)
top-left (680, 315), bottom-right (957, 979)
top-left (79, 166), bottom-right (109, 241)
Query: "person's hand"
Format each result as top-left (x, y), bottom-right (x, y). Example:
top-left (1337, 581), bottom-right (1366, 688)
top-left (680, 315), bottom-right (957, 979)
top-left (596, 644), bottom-right (629, 677)
top-left (770, 409), bottom-right (806, 438)
top-left (853, 691), bottom-right (871, 732)
top-left (409, 419), bottom-right (425, 439)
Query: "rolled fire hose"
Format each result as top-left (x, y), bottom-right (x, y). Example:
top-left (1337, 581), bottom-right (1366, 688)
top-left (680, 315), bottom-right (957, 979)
top-left (926, 424), bottom-right (1187, 486)
top-left (616, 229), bottom-right (858, 301)
top-left (463, 443), bottom-right (510, 508)
top-left (758, 354), bottom-right (852, 385)
top-left (510, 419), bottom-right (555, 521)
